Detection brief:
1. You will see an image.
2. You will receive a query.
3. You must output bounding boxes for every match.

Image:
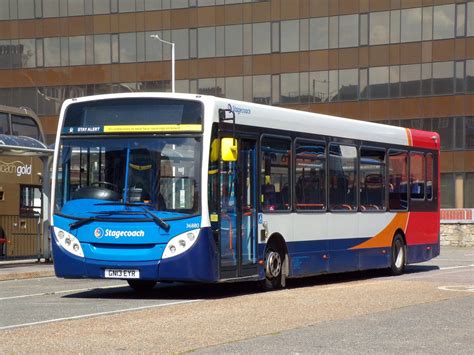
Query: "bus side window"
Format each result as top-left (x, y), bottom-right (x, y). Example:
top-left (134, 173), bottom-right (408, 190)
top-left (426, 153), bottom-right (433, 201)
top-left (329, 144), bottom-right (357, 211)
top-left (260, 136), bottom-right (291, 211)
top-left (0, 113), bottom-right (9, 134)
top-left (359, 147), bottom-right (385, 211)
top-left (11, 115), bottom-right (40, 141)
top-left (388, 150), bottom-right (408, 210)
top-left (410, 152), bottom-right (425, 200)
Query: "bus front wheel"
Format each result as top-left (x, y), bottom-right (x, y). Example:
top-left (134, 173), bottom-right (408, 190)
top-left (127, 280), bottom-right (157, 292)
top-left (390, 234), bottom-right (406, 275)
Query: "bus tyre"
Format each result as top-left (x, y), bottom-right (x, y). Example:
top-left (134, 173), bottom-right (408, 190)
top-left (390, 234), bottom-right (406, 275)
top-left (260, 247), bottom-right (284, 291)
top-left (127, 280), bottom-right (157, 292)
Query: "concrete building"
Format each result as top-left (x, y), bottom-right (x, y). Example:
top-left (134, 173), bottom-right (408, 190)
top-left (0, 0), bottom-right (473, 208)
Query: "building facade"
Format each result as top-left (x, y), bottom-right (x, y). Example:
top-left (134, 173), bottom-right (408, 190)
top-left (0, 0), bottom-right (473, 208)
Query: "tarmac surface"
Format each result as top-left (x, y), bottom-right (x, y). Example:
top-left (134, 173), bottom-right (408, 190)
top-left (0, 246), bottom-right (472, 353)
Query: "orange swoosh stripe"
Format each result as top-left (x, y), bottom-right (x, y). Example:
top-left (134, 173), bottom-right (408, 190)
top-left (405, 128), bottom-right (413, 146)
top-left (350, 212), bottom-right (409, 249)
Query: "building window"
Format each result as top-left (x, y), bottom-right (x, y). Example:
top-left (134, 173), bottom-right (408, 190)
top-left (401, 64), bottom-right (421, 97)
top-left (271, 22), bottom-right (280, 52)
top-left (94, 34), bottom-right (111, 64)
top-left (440, 173), bottom-right (455, 208)
top-left (370, 11), bottom-right (390, 45)
top-left (390, 10), bottom-right (400, 43)
top-left (69, 36), bottom-right (85, 66)
top-left (465, 173), bottom-right (474, 208)
top-left (338, 69), bottom-right (358, 101)
top-left (466, 117), bottom-right (474, 149)
top-left (198, 27), bottom-right (215, 58)
top-left (261, 136), bottom-right (291, 212)
top-left (225, 25), bottom-right (243, 57)
top-left (310, 17), bottom-right (328, 50)
top-left (401, 8), bottom-right (422, 42)
top-left (329, 144), bottom-right (357, 211)
top-left (280, 20), bottom-right (299, 52)
top-left (466, 60), bottom-right (474, 93)
top-left (390, 66), bottom-right (400, 98)
top-left (369, 66), bottom-right (389, 99)
top-left (309, 71), bottom-right (329, 103)
top-left (422, 6), bottom-right (433, 41)
top-left (432, 117), bottom-right (454, 151)
top-left (295, 140), bottom-right (326, 211)
top-left (329, 16), bottom-right (339, 49)
top-left (44, 37), bottom-right (60, 67)
top-left (433, 61), bottom-right (454, 95)
top-left (253, 22), bottom-right (271, 55)
top-left (433, 4), bottom-right (455, 40)
top-left (359, 13), bottom-right (368, 46)
top-left (198, 78), bottom-right (216, 96)
top-left (252, 75), bottom-right (271, 105)
top-left (280, 73), bottom-right (299, 104)
top-left (339, 14), bottom-right (359, 48)
top-left (20, 185), bottom-right (42, 217)
top-left (360, 147), bottom-right (385, 211)
top-left (422, 63), bottom-right (432, 95)
top-left (225, 77), bottom-right (243, 101)
top-left (456, 3), bottom-right (466, 37)
top-left (468, 3), bottom-right (474, 37)
top-left (388, 150), bottom-right (408, 211)
top-left (43, 0), bottom-right (60, 18)
top-left (172, 29), bottom-right (189, 60)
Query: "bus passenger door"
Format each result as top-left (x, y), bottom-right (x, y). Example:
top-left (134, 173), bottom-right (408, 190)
top-left (219, 139), bottom-right (258, 279)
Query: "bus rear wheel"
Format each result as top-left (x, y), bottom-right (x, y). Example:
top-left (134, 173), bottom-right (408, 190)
top-left (127, 280), bottom-right (157, 292)
top-left (390, 234), bottom-right (406, 275)
top-left (260, 247), bottom-right (285, 291)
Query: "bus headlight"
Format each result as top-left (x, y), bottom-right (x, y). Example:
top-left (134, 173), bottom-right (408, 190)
top-left (53, 227), bottom-right (84, 258)
top-left (162, 229), bottom-right (200, 259)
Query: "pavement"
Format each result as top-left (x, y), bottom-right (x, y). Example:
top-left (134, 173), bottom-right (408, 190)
top-left (0, 259), bottom-right (55, 281)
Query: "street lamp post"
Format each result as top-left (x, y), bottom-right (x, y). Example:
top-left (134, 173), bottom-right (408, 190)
top-left (150, 34), bottom-right (175, 93)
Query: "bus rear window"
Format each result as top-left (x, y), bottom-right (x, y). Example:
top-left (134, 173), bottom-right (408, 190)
top-left (64, 98), bottom-right (203, 129)
top-left (11, 115), bottom-right (41, 140)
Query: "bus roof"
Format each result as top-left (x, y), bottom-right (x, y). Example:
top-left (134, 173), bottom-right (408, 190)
top-left (59, 93), bottom-right (439, 150)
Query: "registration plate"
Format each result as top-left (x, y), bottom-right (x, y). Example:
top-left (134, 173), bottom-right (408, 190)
top-left (104, 269), bottom-right (140, 279)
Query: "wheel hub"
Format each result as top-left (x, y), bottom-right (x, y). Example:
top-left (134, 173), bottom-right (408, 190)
top-left (265, 251), bottom-right (282, 279)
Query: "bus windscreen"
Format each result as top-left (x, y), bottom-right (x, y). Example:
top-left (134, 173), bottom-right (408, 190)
top-left (63, 98), bottom-right (203, 134)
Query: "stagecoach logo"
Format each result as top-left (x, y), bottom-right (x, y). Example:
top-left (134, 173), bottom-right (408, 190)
top-left (228, 104), bottom-right (251, 115)
top-left (0, 160), bottom-right (32, 177)
top-left (94, 227), bottom-right (104, 239)
top-left (94, 227), bottom-right (145, 239)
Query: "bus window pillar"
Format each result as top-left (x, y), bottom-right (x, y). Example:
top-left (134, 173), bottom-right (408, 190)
top-left (40, 156), bottom-right (52, 260)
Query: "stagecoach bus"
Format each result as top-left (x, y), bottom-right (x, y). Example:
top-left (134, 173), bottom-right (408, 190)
top-left (51, 93), bottom-right (440, 291)
top-left (0, 105), bottom-right (46, 258)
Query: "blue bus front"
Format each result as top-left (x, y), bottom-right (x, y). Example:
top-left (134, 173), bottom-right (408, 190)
top-left (51, 96), bottom-right (218, 283)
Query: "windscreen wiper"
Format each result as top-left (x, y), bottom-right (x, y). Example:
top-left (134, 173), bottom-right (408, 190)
top-left (93, 203), bottom-right (170, 231)
top-left (140, 207), bottom-right (170, 231)
top-left (70, 216), bottom-right (99, 230)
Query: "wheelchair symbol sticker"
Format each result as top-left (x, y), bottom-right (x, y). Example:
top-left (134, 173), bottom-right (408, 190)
top-left (258, 213), bottom-right (263, 225)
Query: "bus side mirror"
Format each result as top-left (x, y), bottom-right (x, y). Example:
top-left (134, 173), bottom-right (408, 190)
top-left (221, 138), bottom-right (238, 162)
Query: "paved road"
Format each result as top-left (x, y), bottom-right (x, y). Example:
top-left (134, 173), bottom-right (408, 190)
top-left (0, 246), bottom-right (472, 353)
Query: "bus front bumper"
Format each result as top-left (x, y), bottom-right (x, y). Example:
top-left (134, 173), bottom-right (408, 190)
top-left (52, 227), bottom-right (219, 282)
